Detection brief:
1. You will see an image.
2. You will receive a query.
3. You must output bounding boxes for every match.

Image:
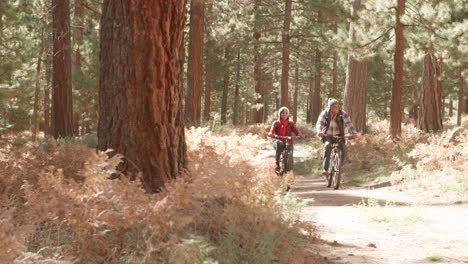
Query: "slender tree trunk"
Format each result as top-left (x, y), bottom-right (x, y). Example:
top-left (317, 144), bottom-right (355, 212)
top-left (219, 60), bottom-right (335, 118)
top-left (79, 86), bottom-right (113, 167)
top-left (293, 63), bottom-right (299, 123)
top-left (344, 0), bottom-right (368, 133)
top-left (185, 0), bottom-right (205, 124)
top-left (233, 49), bottom-right (241, 125)
top-left (32, 30), bottom-right (45, 141)
top-left (457, 67), bottom-right (465, 125)
top-left (332, 24), bottom-right (338, 98)
top-left (390, 0), bottom-right (405, 138)
top-left (307, 77), bottom-right (313, 123)
top-left (52, 0), bottom-right (73, 139)
top-left (203, 38), bottom-right (213, 121)
top-left (448, 97), bottom-right (453, 117)
top-left (280, 0), bottom-right (292, 108)
top-left (254, 0), bottom-right (263, 123)
top-left (311, 48), bottom-right (322, 124)
top-left (332, 50), bottom-right (338, 98)
top-left (72, 0), bottom-right (84, 135)
top-left (221, 43), bottom-right (231, 124)
top-left (263, 80), bottom-right (270, 123)
top-left (98, 0), bottom-right (187, 192)
top-left (275, 91), bottom-right (279, 110)
top-left (417, 54), bottom-right (443, 132)
top-left (44, 56), bottom-right (51, 136)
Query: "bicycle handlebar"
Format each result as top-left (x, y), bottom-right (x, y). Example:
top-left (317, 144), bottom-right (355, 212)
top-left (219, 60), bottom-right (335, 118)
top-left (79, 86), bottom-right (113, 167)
top-left (322, 135), bottom-right (355, 141)
top-left (275, 135), bottom-right (302, 140)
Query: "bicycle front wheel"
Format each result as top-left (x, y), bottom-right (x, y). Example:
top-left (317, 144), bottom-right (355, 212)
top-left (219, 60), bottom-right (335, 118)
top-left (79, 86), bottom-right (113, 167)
top-left (332, 150), bottom-right (342, 190)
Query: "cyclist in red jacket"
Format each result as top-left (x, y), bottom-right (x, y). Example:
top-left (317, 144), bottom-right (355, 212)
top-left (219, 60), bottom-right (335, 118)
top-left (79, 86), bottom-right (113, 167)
top-left (268, 107), bottom-right (305, 173)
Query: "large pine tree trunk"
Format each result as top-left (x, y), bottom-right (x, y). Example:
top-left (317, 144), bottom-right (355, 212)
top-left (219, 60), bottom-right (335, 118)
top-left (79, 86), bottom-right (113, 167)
top-left (343, 56), bottom-right (368, 132)
top-left (280, 0), bottom-right (292, 108)
top-left (457, 67), bottom-right (464, 125)
top-left (32, 30), bottom-right (45, 142)
top-left (203, 38), bottom-right (213, 121)
top-left (311, 48), bottom-right (322, 124)
top-left (185, 0), bottom-right (205, 124)
top-left (293, 63), bottom-right (298, 123)
top-left (233, 49), bottom-right (241, 125)
top-left (98, 0), bottom-right (187, 192)
top-left (52, 0), bottom-right (73, 139)
top-left (390, 0), bottom-right (405, 138)
top-left (343, 0), bottom-right (368, 133)
top-left (221, 43), bottom-right (231, 124)
top-left (417, 54), bottom-right (443, 132)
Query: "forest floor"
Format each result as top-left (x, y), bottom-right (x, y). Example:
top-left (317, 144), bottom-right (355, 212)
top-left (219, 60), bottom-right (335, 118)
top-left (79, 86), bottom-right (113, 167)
top-left (262, 141), bottom-right (468, 264)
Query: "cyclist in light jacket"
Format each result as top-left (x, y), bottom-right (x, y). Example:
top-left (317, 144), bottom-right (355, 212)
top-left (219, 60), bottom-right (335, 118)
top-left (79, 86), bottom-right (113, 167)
top-left (316, 98), bottom-right (357, 176)
top-left (268, 107), bottom-right (305, 173)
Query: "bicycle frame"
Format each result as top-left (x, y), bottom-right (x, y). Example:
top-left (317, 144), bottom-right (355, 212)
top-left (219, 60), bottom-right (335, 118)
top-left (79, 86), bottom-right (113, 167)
top-left (324, 135), bottom-right (351, 190)
top-left (275, 136), bottom-right (300, 176)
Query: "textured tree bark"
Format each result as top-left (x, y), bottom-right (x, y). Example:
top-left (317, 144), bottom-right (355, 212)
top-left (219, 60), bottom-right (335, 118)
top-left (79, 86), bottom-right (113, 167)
top-left (343, 56), bottom-right (368, 132)
top-left (457, 67), bottom-right (464, 125)
top-left (344, 0), bottom-right (368, 133)
top-left (311, 48), bottom-right (322, 124)
top-left (98, 0), bottom-right (187, 192)
top-left (418, 54), bottom-right (443, 132)
top-left (32, 30), bottom-right (44, 142)
top-left (233, 49), bottom-right (241, 125)
top-left (52, 0), bottom-right (74, 139)
top-left (185, 0), bottom-right (205, 124)
top-left (280, 0), bottom-right (292, 108)
top-left (221, 43), bottom-right (231, 124)
top-left (293, 63), bottom-right (299, 123)
top-left (390, 0), bottom-right (405, 138)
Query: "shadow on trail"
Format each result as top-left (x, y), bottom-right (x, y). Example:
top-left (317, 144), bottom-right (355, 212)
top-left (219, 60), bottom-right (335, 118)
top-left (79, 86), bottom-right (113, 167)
top-left (291, 177), bottom-right (409, 207)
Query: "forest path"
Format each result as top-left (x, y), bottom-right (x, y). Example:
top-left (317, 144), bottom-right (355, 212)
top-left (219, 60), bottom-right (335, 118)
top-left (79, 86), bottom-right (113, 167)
top-left (267, 141), bottom-right (468, 264)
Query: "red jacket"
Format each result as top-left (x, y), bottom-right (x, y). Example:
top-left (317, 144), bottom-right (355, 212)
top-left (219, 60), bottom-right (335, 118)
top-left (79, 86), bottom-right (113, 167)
top-left (269, 119), bottom-right (300, 145)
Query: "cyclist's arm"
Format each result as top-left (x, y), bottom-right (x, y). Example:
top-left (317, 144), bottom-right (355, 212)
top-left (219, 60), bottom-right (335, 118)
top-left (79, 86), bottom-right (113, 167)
top-left (316, 111), bottom-right (327, 137)
top-left (342, 111), bottom-right (357, 135)
top-left (268, 121), bottom-right (278, 138)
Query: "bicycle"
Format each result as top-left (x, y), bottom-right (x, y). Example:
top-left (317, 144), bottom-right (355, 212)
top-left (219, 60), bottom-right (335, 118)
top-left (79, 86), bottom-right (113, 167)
top-left (324, 135), bottom-right (352, 190)
top-left (275, 135), bottom-right (301, 176)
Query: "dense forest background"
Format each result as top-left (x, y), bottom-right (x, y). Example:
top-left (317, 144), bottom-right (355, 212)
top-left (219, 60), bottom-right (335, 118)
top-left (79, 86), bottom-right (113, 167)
top-left (1, 0), bottom-right (466, 139)
top-left (0, 0), bottom-right (467, 263)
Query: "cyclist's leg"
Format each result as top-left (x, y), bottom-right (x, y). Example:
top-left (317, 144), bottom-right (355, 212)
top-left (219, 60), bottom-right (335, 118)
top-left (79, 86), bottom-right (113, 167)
top-left (322, 138), bottom-right (332, 171)
top-left (273, 140), bottom-right (285, 166)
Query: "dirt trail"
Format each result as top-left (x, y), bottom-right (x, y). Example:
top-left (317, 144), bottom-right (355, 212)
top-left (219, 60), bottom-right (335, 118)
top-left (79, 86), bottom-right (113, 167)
top-left (284, 143), bottom-right (468, 264)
